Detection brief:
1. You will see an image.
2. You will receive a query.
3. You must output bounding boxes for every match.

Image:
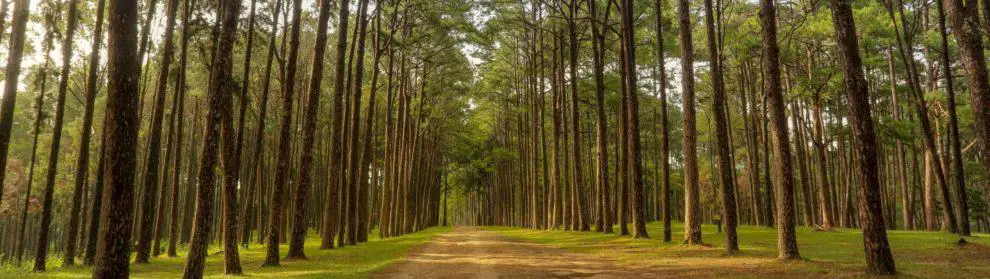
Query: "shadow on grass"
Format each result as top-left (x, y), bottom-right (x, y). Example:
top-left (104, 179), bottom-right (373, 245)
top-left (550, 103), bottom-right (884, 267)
top-left (0, 226), bottom-right (452, 279)
top-left (485, 222), bottom-right (990, 278)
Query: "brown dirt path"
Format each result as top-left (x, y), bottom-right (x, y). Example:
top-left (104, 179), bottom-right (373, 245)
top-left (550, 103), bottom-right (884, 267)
top-left (371, 226), bottom-right (661, 279)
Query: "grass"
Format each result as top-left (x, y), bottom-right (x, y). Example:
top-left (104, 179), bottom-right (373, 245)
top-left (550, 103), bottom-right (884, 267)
top-left (0, 226), bottom-right (451, 279)
top-left (486, 222), bottom-right (990, 278)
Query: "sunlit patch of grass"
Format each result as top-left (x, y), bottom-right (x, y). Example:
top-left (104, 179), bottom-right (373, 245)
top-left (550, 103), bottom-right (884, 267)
top-left (0, 226), bottom-right (452, 279)
top-left (488, 222), bottom-right (990, 278)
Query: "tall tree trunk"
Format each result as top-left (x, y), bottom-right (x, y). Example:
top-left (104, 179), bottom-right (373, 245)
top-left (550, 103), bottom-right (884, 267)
top-left (760, 0), bottom-right (800, 260)
top-left (358, 2), bottom-right (383, 242)
top-left (942, 0), bottom-right (984, 237)
top-left (92, 0), bottom-right (142, 275)
top-left (35, 0), bottom-right (80, 270)
top-left (0, 0), bottom-right (31, 224)
top-left (564, 0), bottom-right (589, 232)
top-left (233, 0), bottom-right (258, 246)
top-left (167, 0), bottom-right (192, 258)
top-left (321, 0), bottom-right (354, 249)
top-left (216, 0), bottom-right (244, 272)
top-left (184, 0), bottom-right (242, 275)
top-left (881, 0), bottom-right (958, 233)
top-left (85, 116), bottom-right (109, 264)
top-left (618, 0), bottom-right (648, 238)
top-left (244, 0), bottom-right (282, 247)
top-left (654, 0), bottom-right (672, 242)
top-left (887, 48), bottom-right (913, 230)
top-left (678, 0), bottom-right (702, 244)
top-left (550, 32), bottom-right (563, 230)
top-left (16, 30), bottom-right (52, 264)
top-left (287, 0), bottom-right (334, 259)
top-left (264, 0), bottom-right (303, 266)
top-left (588, 0), bottom-right (611, 234)
top-left (64, 0), bottom-right (106, 266)
top-left (703, 0), bottom-right (735, 249)
top-left (345, 0), bottom-right (371, 245)
top-left (135, 0), bottom-right (180, 263)
top-left (828, 0), bottom-right (896, 273)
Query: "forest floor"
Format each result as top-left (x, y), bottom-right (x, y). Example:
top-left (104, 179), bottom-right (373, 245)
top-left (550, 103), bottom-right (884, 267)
top-left (0, 226), bottom-right (451, 278)
top-left (371, 226), bottom-right (661, 278)
top-left (2, 223), bottom-right (987, 278)
top-left (487, 222), bottom-right (990, 278)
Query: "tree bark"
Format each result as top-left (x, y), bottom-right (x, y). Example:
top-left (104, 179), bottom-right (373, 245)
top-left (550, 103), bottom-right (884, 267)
top-left (287, 0), bottom-right (334, 258)
top-left (321, 0), bottom-right (354, 249)
top-left (654, 0), bottom-right (672, 242)
top-left (166, 0), bottom-right (192, 258)
top-left (65, 0), bottom-right (106, 266)
top-left (760, 0), bottom-right (800, 259)
top-left (678, 0), bottom-right (701, 244)
top-left (943, 0), bottom-right (986, 237)
top-left (183, 0), bottom-right (242, 276)
top-left (243, 0), bottom-right (282, 247)
top-left (135, 0), bottom-right (180, 263)
top-left (703, 0), bottom-right (735, 249)
top-left (34, 0), bottom-right (80, 270)
top-left (0, 0), bottom-right (31, 212)
top-left (829, 0), bottom-right (896, 273)
top-left (92, 0), bottom-right (141, 275)
top-left (264, 0), bottom-right (303, 266)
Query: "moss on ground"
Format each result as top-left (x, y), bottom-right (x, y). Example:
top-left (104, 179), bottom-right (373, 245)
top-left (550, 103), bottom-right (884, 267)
top-left (0, 226), bottom-right (451, 279)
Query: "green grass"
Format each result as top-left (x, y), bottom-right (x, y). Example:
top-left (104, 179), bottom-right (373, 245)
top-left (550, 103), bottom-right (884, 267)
top-left (487, 222), bottom-right (990, 278)
top-left (0, 226), bottom-right (451, 279)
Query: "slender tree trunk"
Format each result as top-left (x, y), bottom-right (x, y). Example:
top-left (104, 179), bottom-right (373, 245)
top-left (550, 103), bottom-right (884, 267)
top-left (760, 0), bottom-right (800, 260)
top-left (264, 0), bottom-right (303, 265)
top-left (678, 0), bottom-right (702, 244)
top-left (703, 0), bottom-right (735, 249)
top-left (654, 0), bottom-right (672, 242)
top-left (829, 0), bottom-right (896, 273)
top-left (588, 0), bottom-right (611, 234)
top-left (563, 0), bottom-right (589, 231)
top-left (321, 0), bottom-right (354, 249)
top-left (0, 0), bottom-right (31, 210)
top-left (167, 0), bottom-right (192, 258)
top-left (244, 0), bottom-right (282, 247)
top-left (184, 0), bottom-right (242, 276)
top-left (233, 0), bottom-right (258, 246)
top-left (135, 0), bottom-right (180, 263)
top-left (64, 0), bottom-right (106, 266)
top-left (16, 30), bottom-right (52, 265)
top-left (287, 0), bottom-right (334, 259)
top-left (942, 0), bottom-right (984, 237)
top-left (618, 0), bottom-right (648, 238)
top-left (34, 0), bottom-right (80, 270)
top-left (886, 48), bottom-right (913, 230)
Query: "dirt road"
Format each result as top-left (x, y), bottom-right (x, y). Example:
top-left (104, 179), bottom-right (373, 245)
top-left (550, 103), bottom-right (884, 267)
top-left (371, 226), bottom-right (660, 279)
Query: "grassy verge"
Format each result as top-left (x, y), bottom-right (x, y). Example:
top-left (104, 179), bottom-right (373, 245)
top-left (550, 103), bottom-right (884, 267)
top-left (0, 226), bottom-right (451, 279)
top-left (487, 222), bottom-right (990, 278)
